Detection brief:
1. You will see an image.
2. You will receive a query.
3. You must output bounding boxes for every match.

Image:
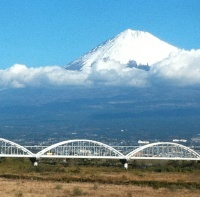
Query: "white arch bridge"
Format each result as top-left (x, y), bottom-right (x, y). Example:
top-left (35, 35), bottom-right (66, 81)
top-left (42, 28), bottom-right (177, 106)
top-left (0, 138), bottom-right (199, 168)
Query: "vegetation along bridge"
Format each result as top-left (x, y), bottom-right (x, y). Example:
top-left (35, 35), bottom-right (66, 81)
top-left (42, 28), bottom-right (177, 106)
top-left (0, 138), bottom-right (200, 169)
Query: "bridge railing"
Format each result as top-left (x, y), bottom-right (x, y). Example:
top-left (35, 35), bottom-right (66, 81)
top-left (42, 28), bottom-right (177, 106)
top-left (0, 138), bottom-right (34, 157)
top-left (126, 142), bottom-right (200, 160)
top-left (35, 140), bottom-right (126, 159)
top-left (0, 138), bottom-right (200, 162)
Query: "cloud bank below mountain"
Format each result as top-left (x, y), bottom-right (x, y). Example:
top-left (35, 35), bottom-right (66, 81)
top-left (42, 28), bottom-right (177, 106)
top-left (0, 49), bottom-right (200, 89)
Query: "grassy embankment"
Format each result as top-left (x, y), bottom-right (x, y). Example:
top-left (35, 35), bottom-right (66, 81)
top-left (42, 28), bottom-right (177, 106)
top-left (0, 158), bottom-right (200, 196)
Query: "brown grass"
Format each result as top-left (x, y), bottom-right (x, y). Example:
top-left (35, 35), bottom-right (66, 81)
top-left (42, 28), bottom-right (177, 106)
top-left (0, 158), bottom-right (200, 196)
top-left (0, 178), bottom-right (199, 197)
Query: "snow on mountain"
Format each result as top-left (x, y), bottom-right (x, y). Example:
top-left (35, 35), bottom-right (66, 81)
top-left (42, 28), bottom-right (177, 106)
top-left (66, 29), bottom-right (180, 71)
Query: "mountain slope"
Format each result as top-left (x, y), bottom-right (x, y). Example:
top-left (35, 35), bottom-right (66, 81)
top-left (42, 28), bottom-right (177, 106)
top-left (66, 29), bottom-right (179, 71)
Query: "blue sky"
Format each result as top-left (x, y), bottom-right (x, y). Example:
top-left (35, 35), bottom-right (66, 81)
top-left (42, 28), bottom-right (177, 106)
top-left (0, 0), bottom-right (199, 69)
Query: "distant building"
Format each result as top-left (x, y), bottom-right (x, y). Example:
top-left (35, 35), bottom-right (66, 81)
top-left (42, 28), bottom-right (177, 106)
top-left (172, 139), bottom-right (187, 143)
top-left (138, 140), bottom-right (149, 144)
top-left (191, 137), bottom-right (200, 143)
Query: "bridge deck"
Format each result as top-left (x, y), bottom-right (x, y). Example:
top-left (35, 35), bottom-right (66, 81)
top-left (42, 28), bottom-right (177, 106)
top-left (0, 138), bottom-right (199, 161)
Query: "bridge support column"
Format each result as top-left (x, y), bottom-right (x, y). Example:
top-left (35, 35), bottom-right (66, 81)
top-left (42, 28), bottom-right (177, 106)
top-left (120, 159), bottom-right (128, 169)
top-left (30, 158), bottom-right (38, 166)
top-left (124, 162), bottom-right (128, 169)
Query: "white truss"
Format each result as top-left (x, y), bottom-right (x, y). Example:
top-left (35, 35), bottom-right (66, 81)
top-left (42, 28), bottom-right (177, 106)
top-left (0, 138), bottom-right (199, 161)
top-left (0, 138), bottom-right (34, 157)
top-left (36, 139), bottom-right (126, 159)
top-left (126, 142), bottom-right (200, 160)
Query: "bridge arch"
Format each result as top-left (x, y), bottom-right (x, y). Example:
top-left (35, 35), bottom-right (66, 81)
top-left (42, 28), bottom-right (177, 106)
top-left (126, 142), bottom-right (200, 160)
top-left (0, 138), bottom-right (34, 157)
top-left (36, 139), bottom-right (126, 159)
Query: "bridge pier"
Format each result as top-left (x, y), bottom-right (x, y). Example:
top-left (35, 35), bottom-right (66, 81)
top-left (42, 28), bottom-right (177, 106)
top-left (29, 157), bottom-right (38, 166)
top-left (124, 162), bottom-right (128, 169)
top-left (120, 159), bottom-right (128, 169)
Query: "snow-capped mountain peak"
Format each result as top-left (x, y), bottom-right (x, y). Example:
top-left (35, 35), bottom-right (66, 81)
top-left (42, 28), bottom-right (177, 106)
top-left (66, 29), bottom-right (180, 71)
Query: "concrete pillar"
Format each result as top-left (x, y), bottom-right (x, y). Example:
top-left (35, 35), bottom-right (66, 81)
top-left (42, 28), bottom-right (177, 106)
top-left (120, 159), bottom-right (128, 169)
top-left (124, 162), bottom-right (128, 169)
top-left (30, 157), bottom-right (39, 166)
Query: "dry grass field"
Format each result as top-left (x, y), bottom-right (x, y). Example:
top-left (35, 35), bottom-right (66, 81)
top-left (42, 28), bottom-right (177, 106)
top-left (0, 158), bottom-right (200, 197)
top-left (0, 178), bottom-right (199, 197)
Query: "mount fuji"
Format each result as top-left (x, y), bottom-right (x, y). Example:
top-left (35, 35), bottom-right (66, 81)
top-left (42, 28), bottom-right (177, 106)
top-left (1, 30), bottom-right (200, 143)
top-left (66, 29), bottom-right (180, 71)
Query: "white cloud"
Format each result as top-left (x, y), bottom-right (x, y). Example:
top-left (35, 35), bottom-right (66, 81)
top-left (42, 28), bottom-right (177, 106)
top-left (151, 49), bottom-right (200, 86)
top-left (0, 49), bottom-right (200, 89)
top-left (0, 64), bottom-right (90, 88)
top-left (88, 59), bottom-right (148, 86)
